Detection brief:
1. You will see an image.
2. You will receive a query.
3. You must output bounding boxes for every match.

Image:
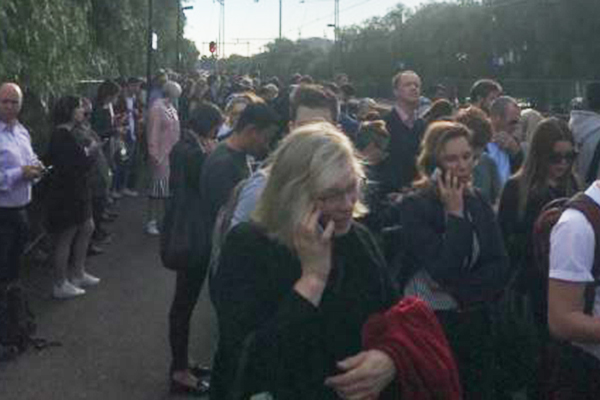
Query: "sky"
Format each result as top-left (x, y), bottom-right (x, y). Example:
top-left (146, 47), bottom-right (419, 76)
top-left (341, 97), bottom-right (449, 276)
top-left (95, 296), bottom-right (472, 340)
top-left (183, 0), bottom-right (426, 57)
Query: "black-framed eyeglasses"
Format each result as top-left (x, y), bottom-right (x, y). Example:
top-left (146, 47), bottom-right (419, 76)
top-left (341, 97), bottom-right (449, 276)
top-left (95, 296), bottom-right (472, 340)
top-left (548, 151), bottom-right (577, 164)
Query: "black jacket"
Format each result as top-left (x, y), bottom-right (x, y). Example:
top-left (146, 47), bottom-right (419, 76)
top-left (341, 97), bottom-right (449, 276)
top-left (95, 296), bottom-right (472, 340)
top-left (165, 129), bottom-right (210, 266)
top-left (210, 222), bottom-right (398, 400)
top-left (381, 108), bottom-right (425, 193)
top-left (396, 185), bottom-right (510, 307)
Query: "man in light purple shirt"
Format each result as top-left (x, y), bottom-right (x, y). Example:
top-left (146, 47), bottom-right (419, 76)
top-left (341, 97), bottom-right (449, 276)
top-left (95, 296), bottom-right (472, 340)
top-left (0, 82), bottom-right (43, 284)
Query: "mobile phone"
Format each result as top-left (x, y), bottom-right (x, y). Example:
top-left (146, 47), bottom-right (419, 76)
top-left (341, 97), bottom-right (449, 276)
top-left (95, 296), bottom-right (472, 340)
top-left (317, 216), bottom-right (326, 234)
top-left (433, 167), bottom-right (447, 184)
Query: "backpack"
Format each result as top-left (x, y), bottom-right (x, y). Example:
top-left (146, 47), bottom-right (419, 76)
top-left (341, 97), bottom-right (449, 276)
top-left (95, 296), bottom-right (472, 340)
top-left (532, 192), bottom-right (600, 397)
top-left (208, 178), bottom-right (248, 280)
top-left (533, 192), bottom-right (600, 316)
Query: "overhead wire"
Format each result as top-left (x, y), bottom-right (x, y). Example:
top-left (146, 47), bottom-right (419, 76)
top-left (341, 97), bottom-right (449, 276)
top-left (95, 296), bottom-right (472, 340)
top-left (285, 0), bottom-right (380, 35)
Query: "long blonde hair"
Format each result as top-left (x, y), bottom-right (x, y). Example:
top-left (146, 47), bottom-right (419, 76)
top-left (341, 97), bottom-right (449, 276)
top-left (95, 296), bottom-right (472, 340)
top-left (252, 122), bottom-right (365, 249)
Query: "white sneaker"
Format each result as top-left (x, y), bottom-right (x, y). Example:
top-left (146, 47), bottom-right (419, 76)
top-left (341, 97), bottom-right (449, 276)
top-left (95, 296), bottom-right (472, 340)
top-left (71, 272), bottom-right (101, 288)
top-left (111, 191), bottom-right (123, 199)
top-left (122, 188), bottom-right (139, 197)
top-left (53, 281), bottom-right (86, 299)
top-left (146, 220), bottom-right (160, 236)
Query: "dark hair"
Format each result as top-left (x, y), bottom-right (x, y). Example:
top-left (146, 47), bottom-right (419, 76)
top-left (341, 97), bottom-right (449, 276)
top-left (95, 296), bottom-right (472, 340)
top-left (234, 103), bottom-right (279, 133)
top-left (454, 106), bottom-right (493, 148)
top-left (423, 99), bottom-right (454, 124)
top-left (127, 76), bottom-right (143, 85)
top-left (96, 79), bottom-right (121, 106)
top-left (299, 75), bottom-right (314, 84)
top-left (586, 82), bottom-right (600, 111)
top-left (355, 120), bottom-right (390, 151)
top-left (490, 95), bottom-right (519, 119)
top-left (188, 102), bottom-right (224, 138)
top-left (52, 95), bottom-right (81, 126)
top-left (470, 79), bottom-right (502, 102)
top-left (515, 117), bottom-right (580, 218)
top-left (340, 83), bottom-right (356, 98)
top-left (290, 84), bottom-right (339, 123)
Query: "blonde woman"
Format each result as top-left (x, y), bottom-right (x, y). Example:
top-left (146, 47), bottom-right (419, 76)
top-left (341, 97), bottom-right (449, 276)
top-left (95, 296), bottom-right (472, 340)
top-left (210, 122), bottom-right (398, 400)
top-left (145, 81), bottom-right (182, 235)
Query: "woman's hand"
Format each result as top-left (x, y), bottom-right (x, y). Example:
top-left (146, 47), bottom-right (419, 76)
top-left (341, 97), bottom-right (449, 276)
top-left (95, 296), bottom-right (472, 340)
top-left (293, 206), bottom-right (335, 306)
top-left (325, 350), bottom-right (396, 400)
top-left (438, 170), bottom-right (464, 218)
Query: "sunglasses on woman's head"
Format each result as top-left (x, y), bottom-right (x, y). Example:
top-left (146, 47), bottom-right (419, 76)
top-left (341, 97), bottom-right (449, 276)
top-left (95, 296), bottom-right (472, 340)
top-left (548, 151), bottom-right (577, 164)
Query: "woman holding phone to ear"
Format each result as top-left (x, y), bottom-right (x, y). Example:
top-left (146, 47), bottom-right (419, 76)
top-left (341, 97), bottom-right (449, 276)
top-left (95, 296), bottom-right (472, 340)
top-left (394, 121), bottom-right (509, 399)
top-left (210, 122), bottom-right (398, 400)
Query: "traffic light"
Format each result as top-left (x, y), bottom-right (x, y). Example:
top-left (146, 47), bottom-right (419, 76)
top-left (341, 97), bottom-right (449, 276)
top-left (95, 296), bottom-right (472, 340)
top-left (209, 41), bottom-right (217, 54)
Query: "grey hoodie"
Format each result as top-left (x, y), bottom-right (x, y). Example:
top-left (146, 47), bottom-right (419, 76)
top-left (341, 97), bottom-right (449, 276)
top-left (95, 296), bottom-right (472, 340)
top-left (569, 110), bottom-right (600, 183)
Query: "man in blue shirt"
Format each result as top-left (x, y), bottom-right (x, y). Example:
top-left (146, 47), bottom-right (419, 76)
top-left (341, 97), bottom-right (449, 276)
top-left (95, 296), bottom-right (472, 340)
top-left (0, 82), bottom-right (44, 284)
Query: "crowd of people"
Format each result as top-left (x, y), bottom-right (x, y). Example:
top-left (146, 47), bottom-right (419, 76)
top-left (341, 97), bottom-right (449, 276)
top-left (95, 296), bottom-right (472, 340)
top-left (2, 68), bottom-right (600, 400)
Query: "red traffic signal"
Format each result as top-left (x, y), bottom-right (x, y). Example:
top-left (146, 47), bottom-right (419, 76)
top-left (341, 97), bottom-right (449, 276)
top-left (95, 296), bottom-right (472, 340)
top-left (209, 41), bottom-right (217, 54)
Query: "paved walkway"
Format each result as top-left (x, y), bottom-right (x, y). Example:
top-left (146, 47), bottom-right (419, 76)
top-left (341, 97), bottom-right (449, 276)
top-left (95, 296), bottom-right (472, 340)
top-left (0, 196), bottom-right (217, 399)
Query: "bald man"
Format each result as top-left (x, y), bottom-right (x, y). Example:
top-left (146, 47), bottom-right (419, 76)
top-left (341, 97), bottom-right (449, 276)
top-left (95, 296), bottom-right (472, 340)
top-left (0, 82), bottom-right (43, 284)
top-left (382, 70), bottom-right (427, 193)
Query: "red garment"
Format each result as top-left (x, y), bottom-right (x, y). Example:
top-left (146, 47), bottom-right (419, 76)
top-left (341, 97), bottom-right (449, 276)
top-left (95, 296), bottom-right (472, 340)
top-left (362, 296), bottom-right (462, 400)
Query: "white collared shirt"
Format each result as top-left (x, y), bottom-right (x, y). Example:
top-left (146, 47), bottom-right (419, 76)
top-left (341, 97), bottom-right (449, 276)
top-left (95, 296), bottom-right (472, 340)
top-left (0, 120), bottom-right (38, 207)
top-left (549, 182), bottom-right (600, 360)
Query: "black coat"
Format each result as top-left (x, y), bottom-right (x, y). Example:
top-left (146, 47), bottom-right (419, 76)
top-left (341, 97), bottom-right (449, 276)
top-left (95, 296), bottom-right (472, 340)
top-left (396, 185), bottom-right (510, 307)
top-left (46, 126), bottom-right (93, 232)
top-left (210, 222), bottom-right (398, 400)
top-left (381, 108), bottom-right (426, 193)
top-left (165, 129), bottom-right (210, 266)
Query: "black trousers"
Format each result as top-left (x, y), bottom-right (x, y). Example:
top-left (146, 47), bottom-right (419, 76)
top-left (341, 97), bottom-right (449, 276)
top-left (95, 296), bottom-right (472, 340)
top-left (436, 308), bottom-right (495, 400)
top-left (168, 258), bottom-right (210, 372)
top-left (547, 342), bottom-right (600, 400)
top-left (0, 207), bottom-right (28, 284)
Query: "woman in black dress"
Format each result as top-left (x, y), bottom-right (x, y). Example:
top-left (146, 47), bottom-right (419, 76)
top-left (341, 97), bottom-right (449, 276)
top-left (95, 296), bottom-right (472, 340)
top-left (166, 103), bottom-right (222, 395)
top-left (210, 122), bottom-right (398, 400)
top-left (47, 96), bottom-right (101, 299)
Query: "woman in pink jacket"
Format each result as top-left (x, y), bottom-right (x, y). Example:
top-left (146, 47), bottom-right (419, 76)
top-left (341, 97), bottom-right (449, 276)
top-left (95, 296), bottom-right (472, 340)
top-left (146, 81), bottom-right (182, 235)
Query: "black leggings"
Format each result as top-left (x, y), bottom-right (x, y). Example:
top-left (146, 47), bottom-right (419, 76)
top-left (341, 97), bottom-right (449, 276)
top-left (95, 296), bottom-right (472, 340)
top-left (168, 260), bottom-right (210, 372)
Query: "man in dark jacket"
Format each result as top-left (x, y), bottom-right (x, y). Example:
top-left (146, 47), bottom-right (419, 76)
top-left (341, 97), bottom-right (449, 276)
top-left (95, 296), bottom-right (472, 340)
top-left (200, 103), bottom-right (279, 240)
top-left (382, 70), bottom-right (426, 194)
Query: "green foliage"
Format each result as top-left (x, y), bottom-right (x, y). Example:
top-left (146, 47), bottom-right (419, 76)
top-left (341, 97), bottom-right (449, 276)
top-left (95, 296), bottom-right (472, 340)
top-left (227, 0), bottom-right (600, 101)
top-left (0, 0), bottom-right (199, 98)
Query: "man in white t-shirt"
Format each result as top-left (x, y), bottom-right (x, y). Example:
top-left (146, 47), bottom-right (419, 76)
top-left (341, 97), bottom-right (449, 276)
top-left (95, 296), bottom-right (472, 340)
top-left (548, 181), bottom-right (600, 398)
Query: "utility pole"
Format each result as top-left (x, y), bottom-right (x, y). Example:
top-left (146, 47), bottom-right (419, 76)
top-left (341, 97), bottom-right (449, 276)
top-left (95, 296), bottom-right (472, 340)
top-left (176, 2), bottom-right (194, 71)
top-left (334, 0), bottom-right (339, 44)
top-left (279, 0), bottom-right (282, 39)
top-left (146, 0), bottom-right (153, 107)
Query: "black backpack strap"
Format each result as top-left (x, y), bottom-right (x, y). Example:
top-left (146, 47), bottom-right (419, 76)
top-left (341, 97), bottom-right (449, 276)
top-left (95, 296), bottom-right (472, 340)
top-left (567, 193), bottom-right (600, 314)
top-left (586, 138), bottom-right (600, 184)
